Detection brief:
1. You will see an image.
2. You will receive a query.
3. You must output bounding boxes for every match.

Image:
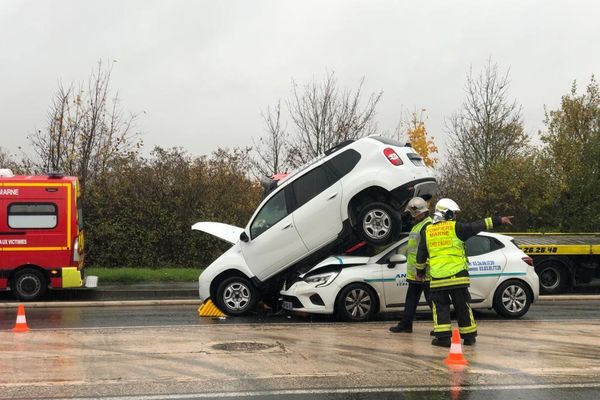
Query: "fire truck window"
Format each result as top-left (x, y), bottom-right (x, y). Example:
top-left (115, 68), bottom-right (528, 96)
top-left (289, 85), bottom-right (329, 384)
top-left (8, 203), bottom-right (58, 229)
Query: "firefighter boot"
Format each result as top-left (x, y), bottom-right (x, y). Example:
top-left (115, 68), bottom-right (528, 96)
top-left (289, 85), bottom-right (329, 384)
top-left (389, 323), bottom-right (412, 333)
top-left (431, 337), bottom-right (451, 348)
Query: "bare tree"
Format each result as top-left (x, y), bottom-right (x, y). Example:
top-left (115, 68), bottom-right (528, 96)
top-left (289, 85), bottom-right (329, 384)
top-left (285, 72), bottom-right (382, 167)
top-left (28, 60), bottom-right (141, 190)
top-left (444, 60), bottom-right (528, 183)
top-left (251, 101), bottom-right (288, 177)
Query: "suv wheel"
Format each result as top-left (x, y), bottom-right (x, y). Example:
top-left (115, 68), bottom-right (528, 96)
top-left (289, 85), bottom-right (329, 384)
top-left (357, 202), bottom-right (399, 245)
top-left (12, 268), bottom-right (48, 301)
top-left (215, 276), bottom-right (258, 316)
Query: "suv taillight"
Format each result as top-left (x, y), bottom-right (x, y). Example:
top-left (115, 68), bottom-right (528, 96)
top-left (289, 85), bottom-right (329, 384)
top-left (383, 147), bottom-right (403, 166)
top-left (522, 256), bottom-right (533, 266)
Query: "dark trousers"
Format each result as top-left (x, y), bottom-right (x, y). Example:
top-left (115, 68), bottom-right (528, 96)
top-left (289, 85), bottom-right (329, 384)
top-left (430, 286), bottom-right (477, 339)
top-left (400, 281), bottom-right (431, 327)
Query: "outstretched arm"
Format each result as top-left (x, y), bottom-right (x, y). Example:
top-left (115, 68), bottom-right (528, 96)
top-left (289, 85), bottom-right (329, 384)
top-left (455, 216), bottom-right (513, 241)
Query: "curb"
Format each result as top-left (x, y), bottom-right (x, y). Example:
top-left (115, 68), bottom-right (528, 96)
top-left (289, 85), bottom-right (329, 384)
top-left (0, 299), bottom-right (200, 309)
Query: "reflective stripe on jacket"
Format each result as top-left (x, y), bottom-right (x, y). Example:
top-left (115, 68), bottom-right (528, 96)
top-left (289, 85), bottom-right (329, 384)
top-left (406, 216), bottom-right (432, 281)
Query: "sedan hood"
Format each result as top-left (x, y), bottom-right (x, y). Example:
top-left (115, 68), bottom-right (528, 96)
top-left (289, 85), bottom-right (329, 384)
top-left (191, 222), bottom-right (244, 244)
top-left (303, 255), bottom-right (370, 275)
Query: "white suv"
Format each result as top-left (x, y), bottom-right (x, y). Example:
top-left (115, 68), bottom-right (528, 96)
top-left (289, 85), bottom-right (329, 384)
top-left (194, 136), bottom-right (437, 315)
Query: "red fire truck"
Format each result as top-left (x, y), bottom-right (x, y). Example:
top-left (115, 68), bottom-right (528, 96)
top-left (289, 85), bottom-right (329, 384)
top-left (0, 168), bottom-right (87, 300)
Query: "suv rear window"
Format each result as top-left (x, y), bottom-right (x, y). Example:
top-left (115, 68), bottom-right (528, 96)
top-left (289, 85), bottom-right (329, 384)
top-left (325, 149), bottom-right (361, 179)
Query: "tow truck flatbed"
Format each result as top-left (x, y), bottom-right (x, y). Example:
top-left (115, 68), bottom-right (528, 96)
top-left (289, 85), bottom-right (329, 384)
top-left (507, 233), bottom-right (600, 293)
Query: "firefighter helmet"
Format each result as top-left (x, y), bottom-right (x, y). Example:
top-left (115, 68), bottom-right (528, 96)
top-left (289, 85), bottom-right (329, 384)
top-left (433, 198), bottom-right (460, 223)
top-left (405, 197), bottom-right (429, 218)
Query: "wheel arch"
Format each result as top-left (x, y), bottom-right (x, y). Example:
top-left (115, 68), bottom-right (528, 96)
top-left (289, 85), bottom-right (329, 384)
top-left (209, 269), bottom-right (255, 301)
top-left (347, 186), bottom-right (392, 227)
top-left (9, 264), bottom-right (49, 284)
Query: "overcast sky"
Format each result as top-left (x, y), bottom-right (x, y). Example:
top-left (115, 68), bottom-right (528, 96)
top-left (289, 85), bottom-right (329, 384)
top-left (1, 0), bottom-right (599, 162)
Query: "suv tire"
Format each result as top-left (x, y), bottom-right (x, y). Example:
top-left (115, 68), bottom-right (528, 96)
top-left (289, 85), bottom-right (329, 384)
top-left (357, 202), bottom-right (399, 245)
top-left (215, 276), bottom-right (258, 316)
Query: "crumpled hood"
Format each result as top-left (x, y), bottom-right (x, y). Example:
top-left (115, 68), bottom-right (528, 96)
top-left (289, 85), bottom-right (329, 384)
top-left (301, 255), bottom-right (370, 276)
top-left (191, 222), bottom-right (244, 244)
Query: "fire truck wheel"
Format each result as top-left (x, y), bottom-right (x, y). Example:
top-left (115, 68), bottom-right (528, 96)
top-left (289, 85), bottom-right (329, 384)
top-left (12, 268), bottom-right (48, 301)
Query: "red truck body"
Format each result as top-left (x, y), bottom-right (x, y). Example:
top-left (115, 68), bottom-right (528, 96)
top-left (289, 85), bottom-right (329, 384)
top-left (0, 170), bottom-right (85, 300)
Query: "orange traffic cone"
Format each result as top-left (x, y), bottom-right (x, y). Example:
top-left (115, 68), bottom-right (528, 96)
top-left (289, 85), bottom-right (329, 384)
top-left (12, 304), bottom-right (30, 332)
top-left (444, 328), bottom-right (468, 366)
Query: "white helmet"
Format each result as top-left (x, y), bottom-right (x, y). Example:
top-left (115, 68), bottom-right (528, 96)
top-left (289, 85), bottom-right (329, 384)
top-left (405, 197), bottom-right (429, 218)
top-left (433, 198), bottom-right (460, 223)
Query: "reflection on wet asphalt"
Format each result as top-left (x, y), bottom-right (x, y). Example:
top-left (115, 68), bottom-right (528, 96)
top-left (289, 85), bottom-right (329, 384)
top-left (0, 299), bottom-right (599, 331)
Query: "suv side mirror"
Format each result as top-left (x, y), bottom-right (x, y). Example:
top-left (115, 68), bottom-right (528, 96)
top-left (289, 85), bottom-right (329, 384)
top-left (240, 231), bottom-right (249, 242)
top-left (388, 254), bottom-right (406, 268)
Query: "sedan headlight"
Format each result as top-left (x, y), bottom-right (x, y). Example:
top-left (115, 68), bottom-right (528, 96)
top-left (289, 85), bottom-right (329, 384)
top-left (304, 271), bottom-right (340, 287)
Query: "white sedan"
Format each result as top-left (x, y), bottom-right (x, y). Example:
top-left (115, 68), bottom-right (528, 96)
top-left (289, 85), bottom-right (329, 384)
top-left (280, 232), bottom-right (539, 321)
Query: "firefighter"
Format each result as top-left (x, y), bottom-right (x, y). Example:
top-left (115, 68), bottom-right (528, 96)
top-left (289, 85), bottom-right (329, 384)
top-left (416, 198), bottom-right (513, 347)
top-left (389, 197), bottom-right (432, 333)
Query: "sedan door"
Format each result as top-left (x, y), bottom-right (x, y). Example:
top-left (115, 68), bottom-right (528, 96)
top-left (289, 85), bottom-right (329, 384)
top-left (241, 188), bottom-right (308, 281)
top-left (380, 245), bottom-right (410, 310)
top-left (466, 235), bottom-right (508, 301)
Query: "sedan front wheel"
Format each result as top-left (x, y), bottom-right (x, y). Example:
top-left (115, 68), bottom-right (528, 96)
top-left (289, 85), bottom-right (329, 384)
top-left (336, 283), bottom-right (378, 322)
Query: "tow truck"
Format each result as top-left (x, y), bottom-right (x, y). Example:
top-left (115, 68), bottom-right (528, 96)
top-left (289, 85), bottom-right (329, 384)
top-left (510, 233), bottom-right (600, 294)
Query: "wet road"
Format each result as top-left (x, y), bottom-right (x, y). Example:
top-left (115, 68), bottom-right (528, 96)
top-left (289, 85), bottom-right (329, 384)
top-left (0, 298), bottom-right (599, 330)
top-left (1, 299), bottom-right (600, 399)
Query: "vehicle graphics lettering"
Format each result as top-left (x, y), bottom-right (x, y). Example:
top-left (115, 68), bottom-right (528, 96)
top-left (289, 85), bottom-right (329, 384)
top-left (0, 188), bottom-right (19, 195)
top-left (468, 260), bottom-right (501, 273)
top-left (0, 239), bottom-right (27, 245)
top-left (395, 273), bottom-right (408, 286)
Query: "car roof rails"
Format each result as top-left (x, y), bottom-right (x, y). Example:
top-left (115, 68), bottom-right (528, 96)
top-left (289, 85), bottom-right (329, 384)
top-left (324, 140), bottom-right (355, 156)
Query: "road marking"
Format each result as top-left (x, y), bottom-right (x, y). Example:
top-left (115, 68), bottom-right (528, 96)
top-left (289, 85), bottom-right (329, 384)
top-left (47, 382), bottom-right (600, 399)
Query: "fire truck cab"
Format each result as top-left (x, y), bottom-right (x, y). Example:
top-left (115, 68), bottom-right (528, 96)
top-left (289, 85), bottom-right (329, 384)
top-left (0, 168), bottom-right (87, 301)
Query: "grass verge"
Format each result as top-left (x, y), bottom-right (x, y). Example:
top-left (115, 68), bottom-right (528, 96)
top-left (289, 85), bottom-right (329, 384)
top-left (85, 267), bottom-right (202, 284)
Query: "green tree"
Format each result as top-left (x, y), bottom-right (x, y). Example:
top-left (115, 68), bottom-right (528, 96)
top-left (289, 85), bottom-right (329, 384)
top-left (84, 147), bottom-right (261, 268)
top-left (540, 77), bottom-right (600, 231)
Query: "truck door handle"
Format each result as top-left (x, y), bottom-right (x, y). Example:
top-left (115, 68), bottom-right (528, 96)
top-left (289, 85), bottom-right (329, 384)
top-left (327, 192), bottom-right (338, 200)
top-left (282, 223), bottom-right (293, 230)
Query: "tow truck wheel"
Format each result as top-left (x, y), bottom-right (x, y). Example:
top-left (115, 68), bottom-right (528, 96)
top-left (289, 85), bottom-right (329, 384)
top-left (493, 280), bottom-right (532, 318)
top-left (336, 283), bottom-right (378, 322)
top-left (537, 259), bottom-right (569, 294)
top-left (12, 268), bottom-right (48, 301)
top-left (357, 202), bottom-right (399, 246)
top-left (215, 276), bottom-right (258, 316)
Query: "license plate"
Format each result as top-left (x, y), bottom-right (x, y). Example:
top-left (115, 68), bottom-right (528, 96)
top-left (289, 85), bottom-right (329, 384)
top-left (281, 301), bottom-right (293, 311)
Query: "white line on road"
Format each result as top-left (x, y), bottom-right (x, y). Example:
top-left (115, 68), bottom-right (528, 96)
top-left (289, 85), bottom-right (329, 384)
top-left (47, 382), bottom-right (600, 400)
